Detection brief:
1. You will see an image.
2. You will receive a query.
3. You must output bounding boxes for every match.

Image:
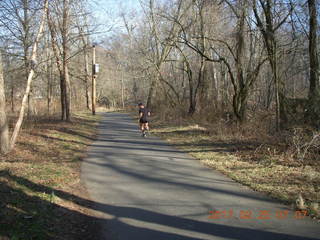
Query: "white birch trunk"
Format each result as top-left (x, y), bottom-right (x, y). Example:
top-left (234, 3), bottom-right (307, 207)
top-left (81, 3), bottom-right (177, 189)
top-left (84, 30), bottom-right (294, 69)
top-left (10, 0), bottom-right (49, 150)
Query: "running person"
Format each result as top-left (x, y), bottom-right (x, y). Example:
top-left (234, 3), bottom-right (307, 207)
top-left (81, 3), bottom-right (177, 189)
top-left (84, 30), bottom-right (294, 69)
top-left (138, 103), bottom-right (151, 137)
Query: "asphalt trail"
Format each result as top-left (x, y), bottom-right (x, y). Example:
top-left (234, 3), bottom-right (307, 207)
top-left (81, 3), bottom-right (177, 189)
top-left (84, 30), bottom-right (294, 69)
top-left (81, 112), bottom-right (320, 240)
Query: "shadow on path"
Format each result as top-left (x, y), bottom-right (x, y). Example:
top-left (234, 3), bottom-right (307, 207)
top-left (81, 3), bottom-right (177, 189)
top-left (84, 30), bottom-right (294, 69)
top-left (1, 170), bottom-right (319, 240)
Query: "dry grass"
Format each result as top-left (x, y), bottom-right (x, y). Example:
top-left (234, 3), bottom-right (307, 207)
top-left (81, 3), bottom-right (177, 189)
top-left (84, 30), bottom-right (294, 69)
top-left (0, 112), bottom-right (102, 240)
top-left (151, 116), bottom-right (320, 219)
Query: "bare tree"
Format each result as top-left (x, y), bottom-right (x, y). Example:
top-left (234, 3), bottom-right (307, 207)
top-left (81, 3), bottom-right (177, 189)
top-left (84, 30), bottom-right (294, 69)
top-left (78, 26), bottom-right (91, 110)
top-left (253, 0), bottom-right (294, 130)
top-left (142, 0), bottom-right (187, 108)
top-left (176, 0), bottom-right (266, 121)
top-left (10, 0), bottom-right (49, 149)
top-left (0, 0), bottom-right (39, 116)
top-left (97, 0), bottom-right (316, 130)
top-left (61, 0), bottom-right (72, 120)
top-left (47, 0), bottom-right (72, 121)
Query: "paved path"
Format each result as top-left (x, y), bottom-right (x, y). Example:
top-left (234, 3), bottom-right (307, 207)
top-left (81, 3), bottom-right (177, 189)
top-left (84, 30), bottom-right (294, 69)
top-left (81, 112), bottom-right (319, 240)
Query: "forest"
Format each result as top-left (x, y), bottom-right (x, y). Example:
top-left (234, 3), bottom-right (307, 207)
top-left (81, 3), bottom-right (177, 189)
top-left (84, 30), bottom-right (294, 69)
top-left (0, 0), bottom-right (320, 151)
top-left (0, 0), bottom-right (319, 239)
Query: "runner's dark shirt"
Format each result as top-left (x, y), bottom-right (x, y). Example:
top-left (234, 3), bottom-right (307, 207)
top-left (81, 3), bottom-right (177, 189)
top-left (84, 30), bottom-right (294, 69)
top-left (139, 108), bottom-right (150, 121)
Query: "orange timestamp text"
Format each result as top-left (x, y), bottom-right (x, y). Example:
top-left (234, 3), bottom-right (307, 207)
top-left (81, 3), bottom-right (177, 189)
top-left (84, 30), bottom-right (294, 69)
top-left (208, 209), bottom-right (308, 220)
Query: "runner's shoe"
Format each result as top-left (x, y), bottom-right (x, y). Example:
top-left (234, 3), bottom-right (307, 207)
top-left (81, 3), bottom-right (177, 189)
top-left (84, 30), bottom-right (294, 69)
top-left (146, 130), bottom-right (150, 137)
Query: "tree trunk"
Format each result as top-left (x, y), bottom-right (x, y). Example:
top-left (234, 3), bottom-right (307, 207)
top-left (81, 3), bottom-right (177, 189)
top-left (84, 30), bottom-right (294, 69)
top-left (27, 90), bottom-right (32, 118)
top-left (62, 0), bottom-right (71, 121)
top-left (188, 79), bottom-right (196, 115)
top-left (64, 65), bottom-right (71, 120)
top-left (146, 73), bottom-right (158, 108)
top-left (252, 0), bottom-right (289, 130)
top-left (22, 0), bottom-right (32, 119)
top-left (47, 79), bottom-right (52, 115)
top-left (186, 61), bottom-right (195, 115)
top-left (47, 8), bottom-right (65, 119)
top-left (46, 33), bottom-right (52, 115)
top-left (0, 54), bottom-right (10, 154)
top-left (269, 41), bottom-right (285, 129)
top-left (307, 0), bottom-right (320, 126)
top-left (234, 0), bottom-right (247, 123)
top-left (60, 75), bottom-right (66, 120)
top-left (211, 63), bottom-right (219, 108)
top-left (233, 89), bottom-right (248, 123)
top-left (197, 2), bottom-right (208, 109)
top-left (11, 86), bottom-right (14, 112)
top-left (84, 47), bottom-right (91, 110)
top-left (197, 57), bottom-right (206, 109)
top-left (47, 60), bottom-right (52, 115)
top-left (85, 80), bottom-right (90, 110)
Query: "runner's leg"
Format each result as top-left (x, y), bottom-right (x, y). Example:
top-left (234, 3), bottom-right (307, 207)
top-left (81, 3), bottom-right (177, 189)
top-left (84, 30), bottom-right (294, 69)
top-left (142, 123), bottom-right (148, 137)
top-left (140, 121), bottom-right (146, 136)
top-left (140, 122), bottom-right (144, 132)
top-left (144, 123), bottom-right (149, 135)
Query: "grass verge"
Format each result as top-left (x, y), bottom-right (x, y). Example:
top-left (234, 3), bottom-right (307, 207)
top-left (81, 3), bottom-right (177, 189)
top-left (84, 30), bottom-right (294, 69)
top-left (0, 112), bottom-right (101, 240)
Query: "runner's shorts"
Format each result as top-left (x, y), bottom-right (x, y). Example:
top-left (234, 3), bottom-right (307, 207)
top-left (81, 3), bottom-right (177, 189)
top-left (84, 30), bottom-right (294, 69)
top-left (139, 119), bottom-right (148, 124)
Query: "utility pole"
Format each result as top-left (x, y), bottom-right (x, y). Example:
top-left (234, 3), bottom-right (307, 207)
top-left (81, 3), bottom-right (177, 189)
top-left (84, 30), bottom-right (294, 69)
top-left (92, 44), bottom-right (96, 115)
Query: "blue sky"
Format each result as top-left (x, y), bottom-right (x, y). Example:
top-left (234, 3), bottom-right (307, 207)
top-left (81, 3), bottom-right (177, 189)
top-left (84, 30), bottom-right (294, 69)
top-left (89, 0), bottom-right (142, 39)
top-left (90, 0), bottom-right (141, 23)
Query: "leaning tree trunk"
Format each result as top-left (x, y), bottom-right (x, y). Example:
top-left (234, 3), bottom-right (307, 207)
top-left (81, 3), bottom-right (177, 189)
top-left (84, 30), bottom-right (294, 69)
top-left (10, 0), bottom-right (48, 150)
top-left (0, 54), bottom-right (10, 154)
top-left (22, 0), bottom-right (32, 119)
